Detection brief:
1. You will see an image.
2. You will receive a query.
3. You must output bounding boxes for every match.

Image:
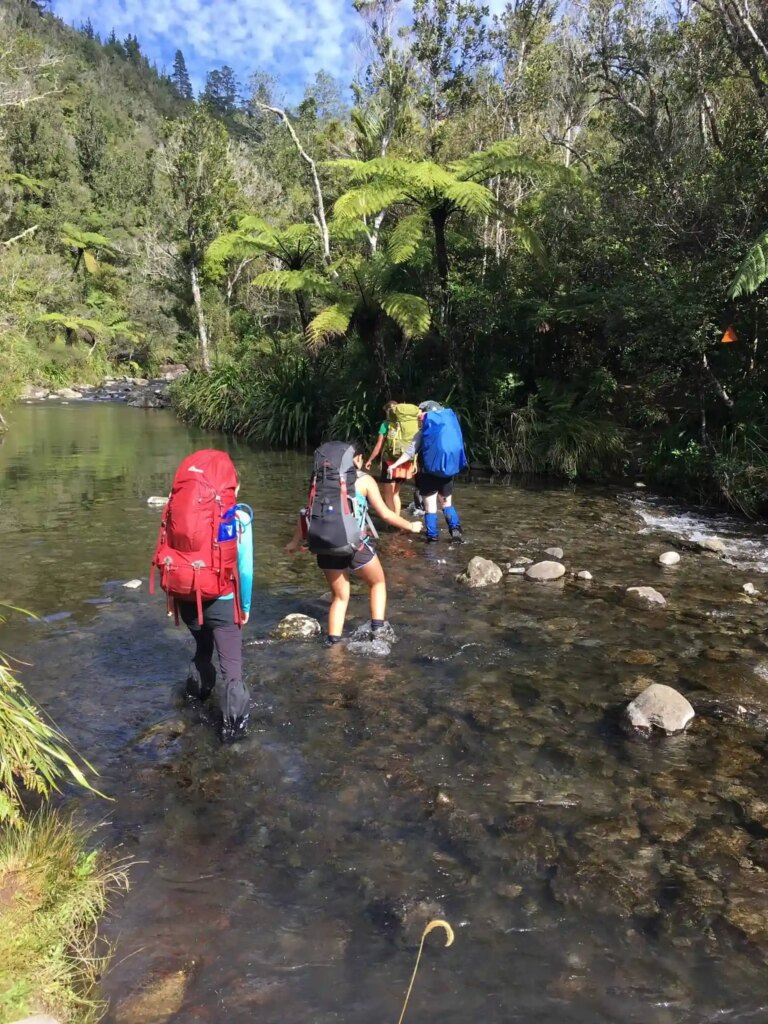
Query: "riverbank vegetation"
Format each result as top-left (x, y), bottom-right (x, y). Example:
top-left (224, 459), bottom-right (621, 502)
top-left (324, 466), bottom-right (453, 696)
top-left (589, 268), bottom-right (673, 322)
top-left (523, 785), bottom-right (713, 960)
top-left (0, 611), bottom-right (123, 1022)
top-left (1, 0), bottom-right (768, 511)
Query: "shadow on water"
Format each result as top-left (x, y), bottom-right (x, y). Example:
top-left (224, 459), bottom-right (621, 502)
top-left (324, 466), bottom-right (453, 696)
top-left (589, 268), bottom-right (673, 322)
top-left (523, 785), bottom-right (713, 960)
top-left (3, 403), bottom-right (768, 1023)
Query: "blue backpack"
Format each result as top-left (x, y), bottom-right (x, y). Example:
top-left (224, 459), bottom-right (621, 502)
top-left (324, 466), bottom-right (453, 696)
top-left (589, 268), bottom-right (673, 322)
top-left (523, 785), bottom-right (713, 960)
top-left (420, 409), bottom-right (468, 477)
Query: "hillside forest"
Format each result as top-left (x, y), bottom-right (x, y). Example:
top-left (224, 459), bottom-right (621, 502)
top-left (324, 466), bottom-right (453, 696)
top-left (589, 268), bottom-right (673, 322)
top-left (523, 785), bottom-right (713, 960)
top-left (1, 0), bottom-right (768, 511)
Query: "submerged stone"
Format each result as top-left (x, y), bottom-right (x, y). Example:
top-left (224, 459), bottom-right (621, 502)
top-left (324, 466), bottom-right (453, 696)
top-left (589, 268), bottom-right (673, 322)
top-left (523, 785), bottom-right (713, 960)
top-left (457, 556), bottom-right (503, 588)
top-left (658, 551), bottom-right (681, 566)
top-left (347, 638), bottom-right (392, 657)
top-left (146, 495), bottom-right (169, 507)
top-left (123, 579), bottom-right (143, 589)
top-left (623, 683), bottom-right (695, 735)
top-left (626, 585), bottom-right (666, 607)
top-left (545, 546), bottom-right (564, 559)
top-left (696, 537), bottom-right (726, 554)
top-left (525, 560), bottom-right (566, 582)
top-left (270, 613), bottom-right (322, 640)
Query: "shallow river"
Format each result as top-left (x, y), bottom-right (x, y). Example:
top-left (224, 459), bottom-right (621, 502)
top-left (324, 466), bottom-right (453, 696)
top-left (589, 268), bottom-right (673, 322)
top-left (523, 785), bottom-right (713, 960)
top-left (4, 402), bottom-right (768, 1024)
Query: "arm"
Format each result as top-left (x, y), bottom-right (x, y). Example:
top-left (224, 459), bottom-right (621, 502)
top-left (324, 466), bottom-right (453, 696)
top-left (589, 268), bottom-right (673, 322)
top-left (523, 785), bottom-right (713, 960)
top-left (236, 508), bottom-right (254, 623)
top-left (365, 433), bottom-right (385, 471)
top-left (285, 516), bottom-right (305, 555)
top-left (361, 476), bottom-right (422, 533)
top-left (387, 428), bottom-right (421, 474)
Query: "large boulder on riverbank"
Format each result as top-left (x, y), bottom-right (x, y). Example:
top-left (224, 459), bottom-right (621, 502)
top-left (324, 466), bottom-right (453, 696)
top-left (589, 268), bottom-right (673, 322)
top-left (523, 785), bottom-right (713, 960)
top-left (20, 385), bottom-right (50, 400)
top-left (525, 560), bottom-right (566, 582)
top-left (623, 683), bottom-right (695, 735)
top-left (54, 387), bottom-right (82, 400)
top-left (270, 614), bottom-right (321, 640)
top-left (457, 557), bottom-right (503, 588)
top-left (696, 537), bottom-right (726, 555)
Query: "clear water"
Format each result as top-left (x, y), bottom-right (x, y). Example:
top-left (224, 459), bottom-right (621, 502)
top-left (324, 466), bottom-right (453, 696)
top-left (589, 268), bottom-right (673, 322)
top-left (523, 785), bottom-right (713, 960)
top-left (3, 403), bottom-right (768, 1024)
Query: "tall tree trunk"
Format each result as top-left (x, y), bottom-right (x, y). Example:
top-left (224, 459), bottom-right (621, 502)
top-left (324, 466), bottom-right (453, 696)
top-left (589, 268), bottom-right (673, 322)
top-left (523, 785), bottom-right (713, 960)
top-left (296, 291), bottom-right (311, 333)
top-left (369, 319), bottom-right (390, 398)
top-left (430, 205), bottom-right (462, 385)
top-left (190, 262), bottom-right (211, 373)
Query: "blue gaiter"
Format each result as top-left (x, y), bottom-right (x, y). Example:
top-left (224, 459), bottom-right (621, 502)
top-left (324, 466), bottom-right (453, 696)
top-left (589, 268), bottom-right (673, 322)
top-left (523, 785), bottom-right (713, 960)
top-left (443, 506), bottom-right (460, 529)
top-left (425, 512), bottom-right (439, 539)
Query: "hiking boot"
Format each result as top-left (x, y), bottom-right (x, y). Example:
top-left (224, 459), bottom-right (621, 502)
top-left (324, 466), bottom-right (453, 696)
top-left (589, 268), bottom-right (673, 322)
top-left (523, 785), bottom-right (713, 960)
top-left (426, 534), bottom-right (439, 543)
top-left (324, 634), bottom-right (343, 648)
top-left (449, 526), bottom-right (464, 543)
top-left (220, 714), bottom-right (249, 744)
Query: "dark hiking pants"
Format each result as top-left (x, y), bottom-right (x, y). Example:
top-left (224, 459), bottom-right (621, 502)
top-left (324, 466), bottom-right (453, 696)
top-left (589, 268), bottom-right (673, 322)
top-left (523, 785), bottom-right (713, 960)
top-left (178, 598), bottom-right (250, 722)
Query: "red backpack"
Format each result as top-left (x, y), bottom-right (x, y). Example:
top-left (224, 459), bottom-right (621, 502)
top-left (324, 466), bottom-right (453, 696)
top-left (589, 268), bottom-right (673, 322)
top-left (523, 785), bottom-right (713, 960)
top-left (150, 449), bottom-right (243, 624)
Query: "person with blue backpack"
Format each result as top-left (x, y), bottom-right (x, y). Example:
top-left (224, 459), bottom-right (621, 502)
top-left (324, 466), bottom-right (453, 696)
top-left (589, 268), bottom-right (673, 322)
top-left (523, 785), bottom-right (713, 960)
top-left (387, 401), bottom-right (467, 543)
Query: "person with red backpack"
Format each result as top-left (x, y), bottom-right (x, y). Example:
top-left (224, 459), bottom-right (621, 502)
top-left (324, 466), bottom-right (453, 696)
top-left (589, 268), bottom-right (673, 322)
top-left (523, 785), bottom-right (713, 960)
top-left (150, 450), bottom-right (254, 743)
top-left (284, 441), bottom-right (422, 644)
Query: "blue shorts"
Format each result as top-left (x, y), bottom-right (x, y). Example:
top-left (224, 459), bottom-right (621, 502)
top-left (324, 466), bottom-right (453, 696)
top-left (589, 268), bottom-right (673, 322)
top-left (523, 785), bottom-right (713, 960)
top-left (316, 540), bottom-right (377, 573)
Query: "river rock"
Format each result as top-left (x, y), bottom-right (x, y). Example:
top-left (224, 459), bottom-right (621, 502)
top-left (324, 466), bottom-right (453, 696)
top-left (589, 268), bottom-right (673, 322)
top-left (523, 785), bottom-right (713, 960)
top-left (623, 683), bottom-right (695, 735)
top-left (525, 560), bottom-right (566, 582)
top-left (113, 962), bottom-right (191, 1024)
top-left (514, 556), bottom-right (534, 566)
top-left (457, 556), bottom-right (503, 588)
top-left (508, 566), bottom-right (527, 575)
top-left (658, 551), bottom-right (680, 566)
top-left (128, 393), bottom-right (165, 409)
top-left (545, 547), bottom-right (564, 560)
top-left (20, 384), bottom-right (50, 400)
top-left (55, 387), bottom-right (82, 400)
top-left (626, 586), bottom-right (666, 607)
top-left (10, 1017), bottom-right (62, 1024)
top-left (743, 582), bottom-right (759, 596)
top-left (122, 579), bottom-right (143, 589)
top-left (270, 614), bottom-right (321, 640)
top-left (696, 537), bottom-right (726, 554)
top-left (349, 621), bottom-right (397, 644)
top-left (347, 637), bottom-right (392, 657)
top-left (147, 496), bottom-right (169, 507)
top-left (576, 570), bottom-right (593, 580)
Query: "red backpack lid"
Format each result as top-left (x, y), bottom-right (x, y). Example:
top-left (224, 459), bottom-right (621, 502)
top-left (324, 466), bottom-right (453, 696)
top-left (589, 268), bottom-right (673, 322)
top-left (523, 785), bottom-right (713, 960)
top-left (172, 449), bottom-right (238, 497)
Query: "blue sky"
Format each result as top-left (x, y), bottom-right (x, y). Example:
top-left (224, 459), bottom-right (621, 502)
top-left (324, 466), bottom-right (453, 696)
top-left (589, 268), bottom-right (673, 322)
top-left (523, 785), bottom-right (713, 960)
top-left (50, 0), bottom-right (364, 102)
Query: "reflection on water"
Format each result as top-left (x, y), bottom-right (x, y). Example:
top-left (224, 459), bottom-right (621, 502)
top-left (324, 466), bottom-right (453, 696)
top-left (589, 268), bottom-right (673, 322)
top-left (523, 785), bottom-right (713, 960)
top-left (3, 404), bottom-right (768, 1024)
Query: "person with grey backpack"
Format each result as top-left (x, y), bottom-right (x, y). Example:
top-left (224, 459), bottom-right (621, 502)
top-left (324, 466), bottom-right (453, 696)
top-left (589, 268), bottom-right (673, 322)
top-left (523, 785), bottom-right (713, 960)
top-left (285, 440), bottom-right (423, 645)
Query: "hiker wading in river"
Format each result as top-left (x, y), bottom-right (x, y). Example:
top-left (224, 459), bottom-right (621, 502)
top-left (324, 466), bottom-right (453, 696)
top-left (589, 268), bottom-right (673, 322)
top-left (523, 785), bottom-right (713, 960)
top-left (285, 440), bottom-right (422, 645)
top-left (150, 449), bottom-right (254, 743)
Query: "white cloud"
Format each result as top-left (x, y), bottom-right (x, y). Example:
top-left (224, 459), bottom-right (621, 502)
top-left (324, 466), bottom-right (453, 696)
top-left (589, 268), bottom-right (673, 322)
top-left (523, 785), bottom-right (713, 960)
top-left (51, 0), bottom-right (361, 96)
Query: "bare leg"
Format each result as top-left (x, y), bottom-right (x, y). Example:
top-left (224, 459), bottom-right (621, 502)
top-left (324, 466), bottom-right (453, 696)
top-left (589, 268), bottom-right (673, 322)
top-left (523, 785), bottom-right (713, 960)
top-left (324, 569), bottom-right (350, 637)
top-left (380, 482), bottom-right (397, 513)
top-left (392, 482), bottom-right (402, 516)
top-left (355, 555), bottom-right (387, 622)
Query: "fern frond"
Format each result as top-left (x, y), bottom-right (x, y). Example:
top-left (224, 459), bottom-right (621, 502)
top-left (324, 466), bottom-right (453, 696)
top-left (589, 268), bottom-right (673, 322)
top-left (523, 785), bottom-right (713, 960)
top-left (380, 292), bottom-right (431, 339)
top-left (729, 227), bottom-right (768, 299)
top-left (509, 218), bottom-right (548, 268)
top-left (443, 180), bottom-right (496, 217)
top-left (334, 183), bottom-right (407, 220)
top-left (307, 298), bottom-right (356, 348)
top-left (37, 313), bottom-right (110, 335)
top-left (253, 269), bottom-right (334, 295)
top-left (386, 212), bottom-right (428, 264)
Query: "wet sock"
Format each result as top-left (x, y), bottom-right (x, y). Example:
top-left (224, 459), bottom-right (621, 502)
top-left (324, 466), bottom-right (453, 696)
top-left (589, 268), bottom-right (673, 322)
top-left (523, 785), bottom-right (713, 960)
top-left (370, 619), bottom-right (385, 632)
top-left (425, 512), bottom-right (439, 539)
top-left (324, 634), bottom-right (343, 646)
top-left (443, 506), bottom-right (461, 529)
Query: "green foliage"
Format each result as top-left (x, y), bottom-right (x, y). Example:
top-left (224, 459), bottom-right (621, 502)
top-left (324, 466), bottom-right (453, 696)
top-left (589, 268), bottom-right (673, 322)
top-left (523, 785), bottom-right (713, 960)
top-left (0, 614), bottom-right (104, 828)
top-left (0, 812), bottom-right (127, 1024)
top-left (729, 227), bottom-right (768, 299)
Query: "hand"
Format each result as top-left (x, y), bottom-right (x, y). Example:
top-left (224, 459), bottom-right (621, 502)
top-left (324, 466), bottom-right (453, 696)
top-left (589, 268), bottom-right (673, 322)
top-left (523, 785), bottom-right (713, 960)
top-left (365, 460), bottom-right (373, 471)
top-left (386, 466), bottom-right (394, 479)
top-left (410, 521), bottom-right (423, 534)
top-left (241, 611), bottom-right (250, 625)
top-left (285, 541), bottom-right (300, 555)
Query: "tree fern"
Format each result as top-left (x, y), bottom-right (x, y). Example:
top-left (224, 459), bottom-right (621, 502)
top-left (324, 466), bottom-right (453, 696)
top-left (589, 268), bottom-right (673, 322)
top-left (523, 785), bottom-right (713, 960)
top-left (387, 212), bottom-right (428, 264)
top-left (729, 228), bottom-right (768, 299)
top-left (307, 298), bottom-right (356, 347)
top-left (380, 291), bottom-right (430, 338)
top-left (253, 268), bottom-right (334, 296)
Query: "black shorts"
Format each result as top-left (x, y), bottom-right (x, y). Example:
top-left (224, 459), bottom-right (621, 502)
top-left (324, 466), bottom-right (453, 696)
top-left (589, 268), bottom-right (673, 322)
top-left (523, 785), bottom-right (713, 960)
top-left (416, 471), bottom-right (454, 498)
top-left (317, 540), bottom-right (377, 573)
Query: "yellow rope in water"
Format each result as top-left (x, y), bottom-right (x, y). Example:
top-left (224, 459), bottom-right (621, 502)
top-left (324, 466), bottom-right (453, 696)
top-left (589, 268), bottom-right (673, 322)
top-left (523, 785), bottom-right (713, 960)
top-left (396, 919), bottom-right (455, 1024)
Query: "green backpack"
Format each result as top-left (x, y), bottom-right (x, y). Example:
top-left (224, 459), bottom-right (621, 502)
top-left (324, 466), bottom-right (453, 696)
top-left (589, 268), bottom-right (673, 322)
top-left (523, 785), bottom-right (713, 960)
top-left (385, 403), bottom-right (421, 458)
